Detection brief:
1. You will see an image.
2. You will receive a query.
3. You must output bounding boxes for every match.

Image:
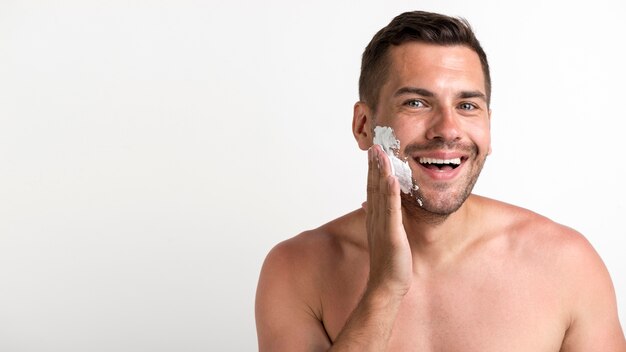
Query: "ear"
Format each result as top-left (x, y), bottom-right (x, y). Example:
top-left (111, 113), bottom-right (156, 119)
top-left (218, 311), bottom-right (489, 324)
top-left (352, 101), bottom-right (373, 150)
top-left (487, 108), bottom-right (492, 155)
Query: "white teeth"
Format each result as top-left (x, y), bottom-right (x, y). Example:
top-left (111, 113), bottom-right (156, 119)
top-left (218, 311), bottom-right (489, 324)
top-left (419, 157), bottom-right (461, 165)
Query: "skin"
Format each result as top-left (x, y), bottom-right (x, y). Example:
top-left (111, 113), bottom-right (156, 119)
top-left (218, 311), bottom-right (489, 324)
top-left (255, 42), bottom-right (626, 351)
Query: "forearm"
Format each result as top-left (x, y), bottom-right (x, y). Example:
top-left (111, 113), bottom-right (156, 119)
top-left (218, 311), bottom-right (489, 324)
top-left (328, 146), bottom-right (412, 351)
top-left (329, 287), bottom-right (405, 352)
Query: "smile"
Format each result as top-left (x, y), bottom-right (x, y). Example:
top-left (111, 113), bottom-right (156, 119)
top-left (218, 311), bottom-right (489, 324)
top-left (418, 157), bottom-right (462, 171)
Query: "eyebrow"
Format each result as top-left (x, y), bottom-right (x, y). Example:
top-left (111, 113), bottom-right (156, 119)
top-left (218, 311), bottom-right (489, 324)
top-left (457, 90), bottom-right (487, 101)
top-left (393, 87), bottom-right (434, 97)
top-left (393, 86), bottom-right (487, 102)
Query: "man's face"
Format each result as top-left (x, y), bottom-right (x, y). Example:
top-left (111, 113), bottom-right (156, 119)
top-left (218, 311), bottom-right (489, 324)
top-left (372, 42), bottom-right (491, 215)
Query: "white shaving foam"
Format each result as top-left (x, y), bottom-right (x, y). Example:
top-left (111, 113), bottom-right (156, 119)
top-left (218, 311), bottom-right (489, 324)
top-left (373, 126), bottom-right (414, 194)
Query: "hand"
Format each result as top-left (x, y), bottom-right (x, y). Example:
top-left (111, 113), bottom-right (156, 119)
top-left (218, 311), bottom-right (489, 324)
top-left (365, 145), bottom-right (413, 297)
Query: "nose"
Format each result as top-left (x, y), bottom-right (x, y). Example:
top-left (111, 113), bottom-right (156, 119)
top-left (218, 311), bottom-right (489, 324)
top-left (425, 106), bottom-right (461, 142)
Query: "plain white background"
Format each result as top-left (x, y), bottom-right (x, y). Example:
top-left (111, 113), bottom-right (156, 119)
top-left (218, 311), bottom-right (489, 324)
top-left (1, 0), bottom-right (624, 351)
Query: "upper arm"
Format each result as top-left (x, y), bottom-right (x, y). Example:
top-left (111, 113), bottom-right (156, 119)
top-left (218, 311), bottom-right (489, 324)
top-left (255, 240), bottom-right (332, 352)
top-left (559, 234), bottom-right (626, 351)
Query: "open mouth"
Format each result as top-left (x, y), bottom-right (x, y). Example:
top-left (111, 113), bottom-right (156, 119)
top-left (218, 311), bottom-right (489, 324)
top-left (417, 157), bottom-right (463, 171)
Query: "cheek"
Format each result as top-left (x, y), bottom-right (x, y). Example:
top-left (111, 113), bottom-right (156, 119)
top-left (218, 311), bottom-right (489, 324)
top-left (389, 120), bottom-right (427, 145)
top-left (469, 120), bottom-right (491, 154)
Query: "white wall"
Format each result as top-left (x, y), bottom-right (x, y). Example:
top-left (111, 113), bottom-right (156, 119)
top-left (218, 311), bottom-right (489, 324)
top-left (1, 0), bottom-right (624, 351)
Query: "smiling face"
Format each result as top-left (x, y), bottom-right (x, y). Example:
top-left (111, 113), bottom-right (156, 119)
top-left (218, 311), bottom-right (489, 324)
top-left (355, 42), bottom-right (491, 215)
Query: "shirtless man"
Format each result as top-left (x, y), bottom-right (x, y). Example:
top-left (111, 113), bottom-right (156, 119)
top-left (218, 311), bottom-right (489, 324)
top-left (255, 11), bottom-right (626, 351)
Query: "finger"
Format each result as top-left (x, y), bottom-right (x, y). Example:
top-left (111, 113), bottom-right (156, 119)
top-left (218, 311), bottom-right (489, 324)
top-left (384, 175), bottom-right (402, 225)
top-left (366, 147), bottom-right (378, 229)
top-left (375, 145), bottom-right (393, 179)
top-left (366, 147), bottom-right (379, 196)
top-left (373, 147), bottom-right (394, 217)
top-left (369, 146), bottom-right (386, 194)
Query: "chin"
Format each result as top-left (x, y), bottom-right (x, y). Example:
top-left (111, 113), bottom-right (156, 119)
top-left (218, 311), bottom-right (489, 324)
top-left (401, 187), bottom-right (471, 217)
top-left (404, 156), bottom-right (485, 217)
top-left (421, 197), bottom-right (466, 216)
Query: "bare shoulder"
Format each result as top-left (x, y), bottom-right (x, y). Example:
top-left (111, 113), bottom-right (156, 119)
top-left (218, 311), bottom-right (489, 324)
top-left (255, 209), bottom-right (367, 351)
top-left (472, 195), bottom-right (610, 298)
top-left (473, 195), bottom-right (626, 350)
top-left (473, 195), bottom-right (597, 262)
top-left (261, 209), bottom-right (367, 281)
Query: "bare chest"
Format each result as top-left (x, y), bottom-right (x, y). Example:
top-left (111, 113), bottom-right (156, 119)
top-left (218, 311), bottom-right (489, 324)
top-left (320, 259), bottom-right (568, 351)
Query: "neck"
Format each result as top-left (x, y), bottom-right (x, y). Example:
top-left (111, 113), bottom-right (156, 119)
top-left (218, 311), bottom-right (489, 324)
top-left (402, 196), bottom-right (479, 273)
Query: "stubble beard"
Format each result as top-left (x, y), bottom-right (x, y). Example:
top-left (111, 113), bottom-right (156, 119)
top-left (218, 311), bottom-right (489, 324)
top-left (401, 147), bottom-right (488, 223)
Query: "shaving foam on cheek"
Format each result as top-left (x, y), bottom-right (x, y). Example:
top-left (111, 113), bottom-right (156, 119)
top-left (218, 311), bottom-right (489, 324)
top-left (373, 126), bottom-right (415, 194)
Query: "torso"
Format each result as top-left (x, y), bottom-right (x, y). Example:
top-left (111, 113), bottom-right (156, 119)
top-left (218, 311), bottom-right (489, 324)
top-left (294, 195), bottom-right (576, 351)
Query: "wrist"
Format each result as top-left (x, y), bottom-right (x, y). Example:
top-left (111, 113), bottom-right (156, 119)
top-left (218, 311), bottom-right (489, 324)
top-left (362, 284), bottom-right (408, 310)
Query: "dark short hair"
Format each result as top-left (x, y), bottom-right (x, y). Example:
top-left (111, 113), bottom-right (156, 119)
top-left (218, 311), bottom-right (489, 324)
top-left (359, 11), bottom-right (491, 110)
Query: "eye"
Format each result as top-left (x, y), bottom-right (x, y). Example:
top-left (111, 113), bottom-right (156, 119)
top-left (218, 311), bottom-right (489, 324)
top-left (405, 99), bottom-right (425, 108)
top-left (458, 102), bottom-right (477, 111)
